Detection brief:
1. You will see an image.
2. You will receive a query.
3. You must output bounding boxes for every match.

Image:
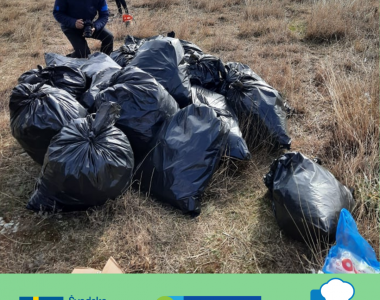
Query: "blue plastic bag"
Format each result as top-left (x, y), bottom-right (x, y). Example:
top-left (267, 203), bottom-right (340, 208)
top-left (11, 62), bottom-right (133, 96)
top-left (322, 208), bottom-right (380, 273)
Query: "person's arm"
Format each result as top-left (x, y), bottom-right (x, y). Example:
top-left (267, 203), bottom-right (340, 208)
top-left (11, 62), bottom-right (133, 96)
top-left (93, 0), bottom-right (110, 32)
top-left (53, 0), bottom-right (77, 28)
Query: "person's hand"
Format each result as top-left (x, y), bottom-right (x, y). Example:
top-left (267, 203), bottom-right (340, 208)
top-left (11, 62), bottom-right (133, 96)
top-left (75, 19), bottom-right (84, 29)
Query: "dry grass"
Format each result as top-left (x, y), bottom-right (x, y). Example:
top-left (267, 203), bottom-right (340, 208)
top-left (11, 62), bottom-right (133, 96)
top-left (239, 18), bottom-right (288, 39)
top-left (190, 0), bottom-right (243, 12)
top-left (305, 0), bottom-right (379, 42)
top-left (133, 0), bottom-right (180, 9)
top-left (244, 0), bottom-right (285, 21)
top-left (0, 0), bottom-right (378, 273)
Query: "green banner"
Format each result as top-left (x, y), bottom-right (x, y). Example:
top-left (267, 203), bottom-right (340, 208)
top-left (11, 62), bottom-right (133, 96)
top-left (2, 274), bottom-right (379, 300)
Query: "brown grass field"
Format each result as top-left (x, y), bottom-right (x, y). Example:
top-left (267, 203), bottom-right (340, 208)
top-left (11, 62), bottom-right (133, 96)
top-left (0, 0), bottom-right (378, 273)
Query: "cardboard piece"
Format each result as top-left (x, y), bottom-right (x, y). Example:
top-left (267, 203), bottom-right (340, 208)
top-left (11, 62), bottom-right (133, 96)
top-left (72, 257), bottom-right (124, 274)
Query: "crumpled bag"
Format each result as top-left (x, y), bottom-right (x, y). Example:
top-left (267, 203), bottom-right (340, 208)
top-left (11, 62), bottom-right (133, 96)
top-left (27, 102), bottom-right (134, 212)
top-left (191, 85), bottom-right (250, 160)
top-left (45, 52), bottom-right (121, 79)
top-left (9, 83), bottom-right (87, 164)
top-left (129, 37), bottom-right (192, 108)
top-left (224, 62), bottom-right (291, 149)
top-left (135, 104), bottom-right (229, 215)
top-left (180, 39), bottom-right (203, 55)
top-left (322, 209), bottom-right (380, 274)
top-left (95, 66), bottom-right (179, 161)
top-left (110, 35), bottom-right (160, 67)
top-left (18, 65), bottom-right (87, 100)
top-left (184, 51), bottom-right (226, 91)
top-left (264, 152), bottom-right (355, 243)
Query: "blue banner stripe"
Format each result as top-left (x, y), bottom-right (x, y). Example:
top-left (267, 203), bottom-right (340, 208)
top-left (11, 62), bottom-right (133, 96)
top-left (19, 298), bottom-right (33, 300)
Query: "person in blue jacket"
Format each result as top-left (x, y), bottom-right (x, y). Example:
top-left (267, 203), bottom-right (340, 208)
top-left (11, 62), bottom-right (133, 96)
top-left (53, 0), bottom-right (114, 58)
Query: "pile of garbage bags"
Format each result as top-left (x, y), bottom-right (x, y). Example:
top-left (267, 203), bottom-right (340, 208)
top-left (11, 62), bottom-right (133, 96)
top-left (10, 31), bottom-right (376, 274)
top-left (10, 33), bottom-right (291, 215)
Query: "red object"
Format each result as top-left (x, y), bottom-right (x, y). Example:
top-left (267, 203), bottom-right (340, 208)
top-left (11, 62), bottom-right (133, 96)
top-left (122, 14), bottom-right (133, 22)
top-left (342, 258), bottom-right (359, 273)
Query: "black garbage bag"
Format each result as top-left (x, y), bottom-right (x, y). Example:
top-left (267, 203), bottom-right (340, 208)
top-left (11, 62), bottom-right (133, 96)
top-left (110, 44), bottom-right (138, 67)
top-left (219, 62), bottom-right (264, 95)
top-left (18, 65), bottom-right (87, 100)
top-left (110, 35), bottom-right (159, 67)
top-left (80, 66), bottom-right (121, 111)
top-left (135, 104), bottom-right (229, 215)
top-left (224, 62), bottom-right (291, 149)
top-left (9, 83), bottom-right (87, 165)
top-left (44, 52), bottom-right (121, 111)
top-left (184, 51), bottom-right (226, 91)
top-left (191, 86), bottom-right (250, 160)
top-left (124, 35), bottom-right (147, 47)
top-left (129, 37), bottom-right (192, 108)
top-left (44, 52), bottom-right (87, 70)
top-left (264, 152), bottom-right (355, 243)
top-left (95, 66), bottom-right (179, 161)
top-left (27, 102), bottom-right (134, 212)
top-left (179, 39), bottom-right (203, 55)
top-left (45, 52), bottom-right (121, 79)
top-left (123, 34), bottom-right (162, 48)
top-left (80, 52), bottom-right (122, 78)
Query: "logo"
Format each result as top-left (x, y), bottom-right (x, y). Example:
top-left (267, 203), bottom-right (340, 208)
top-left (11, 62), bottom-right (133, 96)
top-left (158, 297), bottom-right (261, 300)
top-left (310, 278), bottom-right (355, 300)
top-left (20, 298), bottom-right (64, 300)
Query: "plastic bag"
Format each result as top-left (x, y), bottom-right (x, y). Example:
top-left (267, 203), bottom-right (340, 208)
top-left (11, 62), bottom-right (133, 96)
top-left (9, 83), bottom-right (87, 165)
top-left (123, 34), bottom-right (162, 49)
top-left (45, 52), bottom-right (121, 79)
top-left (44, 52), bottom-right (87, 70)
top-left (191, 85), bottom-right (250, 160)
top-left (224, 62), bottom-right (291, 149)
top-left (80, 52), bottom-right (121, 78)
top-left (322, 208), bottom-right (380, 274)
top-left (129, 37), bottom-right (192, 108)
top-left (184, 51), bottom-right (226, 91)
top-left (264, 152), bottom-right (355, 242)
top-left (80, 67), bottom-right (121, 111)
top-left (45, 52), bottom-right (122, 111)
top-left (219, 62), bottom-right (264, 94)
top-left (27, 102), bottom-right (134, 212)
top-left (110, 35), bottom-right (158, 67)
top-left (124, 35), bottom-right (148, 47)
top-left (18, 65), bottom-right (87, 100)
top-left (135, 104), bottom-right (229, 215)
top-left (95, 66), bottom-right (179, 161)
top-left (110, 44), bottom-right (138, 67)
top-left (179, 39), bottom-right (203, 55)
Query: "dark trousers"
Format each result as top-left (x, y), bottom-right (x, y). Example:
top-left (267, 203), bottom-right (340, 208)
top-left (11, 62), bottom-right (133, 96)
top-left (115, 0), bottom-right (128, 14)
top-left (62, 26), bottom-right (114, 58)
